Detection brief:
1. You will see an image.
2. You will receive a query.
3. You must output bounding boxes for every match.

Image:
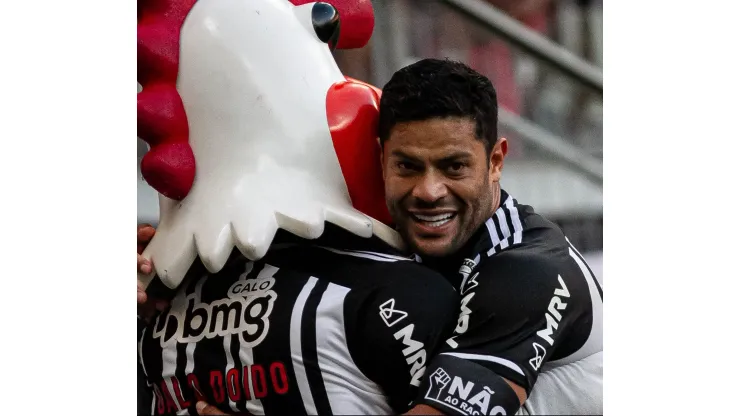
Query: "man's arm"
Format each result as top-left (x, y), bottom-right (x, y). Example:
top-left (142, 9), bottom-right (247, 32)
top-left (405, 379), bottom-right (526, 415)
top-left (409, 252), bottom-right (592, 415)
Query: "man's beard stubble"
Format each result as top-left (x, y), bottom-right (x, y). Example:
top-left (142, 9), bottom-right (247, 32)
top-left (391, 177), bottom-right (497, 259)
top-left (452, 180), bottom-right (495, 254)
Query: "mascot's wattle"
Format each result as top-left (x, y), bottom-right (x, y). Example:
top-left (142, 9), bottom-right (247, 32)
top-left (137, 0), bottom-right (399, 290)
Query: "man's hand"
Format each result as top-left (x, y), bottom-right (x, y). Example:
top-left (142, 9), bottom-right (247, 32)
top-left (137, 224), bottom-right (170, 321)
top-left (404, 404), bottom-right (444, 415)
top-left (137, 224), bottom-right (156, 304)
top-left (196, 401), bottom-right (228, 415)
top-left (195, 401), bottom-right (250, 416)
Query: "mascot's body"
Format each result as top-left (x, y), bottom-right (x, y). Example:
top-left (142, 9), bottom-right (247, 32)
top-left (137, 0), bottom-right (601, 414)
top-left (138, 1), bottom-right (459, 414)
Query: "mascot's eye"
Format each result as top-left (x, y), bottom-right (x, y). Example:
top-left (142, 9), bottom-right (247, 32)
top-left (312, 2), bottom-right (340, 51)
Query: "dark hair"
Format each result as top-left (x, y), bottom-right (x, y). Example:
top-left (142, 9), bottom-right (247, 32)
top-left (378, 58), bottom-right (499, 154)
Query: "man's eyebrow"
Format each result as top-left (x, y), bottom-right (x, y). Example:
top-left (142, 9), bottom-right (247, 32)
top-left (390, 150), bottom-right (423, 163)
top-left (437, 152), bottom-right (474, 164)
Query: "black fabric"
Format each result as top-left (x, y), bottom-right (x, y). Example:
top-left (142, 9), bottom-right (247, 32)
top-left (344, 260), bottom-right (459, 412)
top-left (138, 317), bottom-right (153, 415)
top-left (422, 189), bottom-right (601, 394)
top-left (438, 250), bottom-right (593, 392)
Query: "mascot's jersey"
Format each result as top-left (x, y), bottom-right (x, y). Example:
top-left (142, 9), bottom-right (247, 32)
top-left (139, 225), bottom-right (459, 416)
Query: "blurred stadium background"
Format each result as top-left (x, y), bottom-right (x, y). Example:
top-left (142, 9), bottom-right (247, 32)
top-left (137, 0), bottom-right (603, 276)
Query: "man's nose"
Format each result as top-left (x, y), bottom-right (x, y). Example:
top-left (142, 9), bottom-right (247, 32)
top-left (411, 172), bottom-right (448, 203)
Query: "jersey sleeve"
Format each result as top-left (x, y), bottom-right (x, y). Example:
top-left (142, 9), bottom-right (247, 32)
top-left (428, 251), bottom-right (592, 396)
top-left (344, 261), bottom-right (460, 413)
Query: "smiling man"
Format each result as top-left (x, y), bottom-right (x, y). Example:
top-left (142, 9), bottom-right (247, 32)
top-left (189, 59), bottom-right (603, 416)
top-left (382, 116), bottom-right (499, 258)
top-left (191, 59), bottom-right (603, 416)
top-left (378, 58), bottom-right (603, 416)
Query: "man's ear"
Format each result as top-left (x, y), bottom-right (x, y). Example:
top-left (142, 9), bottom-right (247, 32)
top-left (489, 137), bottom-right (508, 182)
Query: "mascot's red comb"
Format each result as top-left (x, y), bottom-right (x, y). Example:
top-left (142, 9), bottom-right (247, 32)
top-left (137, 0), bottom-right (197, 200)
top-left (137, 0), bottom-right (375, 200)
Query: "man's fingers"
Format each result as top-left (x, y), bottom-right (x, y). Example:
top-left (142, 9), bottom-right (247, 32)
top-left (196, 401), bottom-right (230, 415)
top-left (137, 223), bottom-right (155, 238)
top-left (137, 279), bottom-right (148, 304)
top-left (137, 289), bottom-right (147, 304)
top-left (155, 299), bottom-right (170, 311)
top-left (138, 254), bottom-right (152, 274)
top-left (137, 224), bottom-right (156, 253)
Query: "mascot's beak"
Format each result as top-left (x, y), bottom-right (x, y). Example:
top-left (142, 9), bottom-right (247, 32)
top-left (312, 2), bottom-right (341, 51)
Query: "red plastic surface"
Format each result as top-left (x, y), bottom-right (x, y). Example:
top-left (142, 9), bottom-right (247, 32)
top-left (290, 0), bottom-right (374, 49)
top-left (327, 78), bottom-right (393, 226)
top-left (137, 0), bottom-right (196, 200)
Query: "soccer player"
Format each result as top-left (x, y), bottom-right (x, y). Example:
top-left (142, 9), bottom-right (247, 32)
top-left (377, 59), bottom-right (603, 415)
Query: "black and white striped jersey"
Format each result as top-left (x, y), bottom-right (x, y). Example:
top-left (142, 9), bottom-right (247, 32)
top-left (138, 226), bottom-right (459, 416)
top-left (415, 189), bottom-right (603, 415)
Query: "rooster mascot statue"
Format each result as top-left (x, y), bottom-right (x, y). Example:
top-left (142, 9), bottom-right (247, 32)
top-left (137, 0), bottom-right (448, 415)
top-left (138, 0), bottom-right (395, 289)
top-left (136, 0), bottom-right (601, 415)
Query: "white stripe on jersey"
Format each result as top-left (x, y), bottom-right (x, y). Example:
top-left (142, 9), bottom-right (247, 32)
top-left (238, 264), bottom-right (277, 415)
top-left (484, 218), bottom-right (500, 252)
top-left (494, 208), bottom-right (511, 250)
top-left (176, 277), bottom-right (209, 416)
top-left (290, 277), bottom-right (319, 415)
top-left (487, 197), bottom-right (524, 256)
top-left (544, 242), bottom-right (603, 369)
top-left (504, 197), bottom-right (524, 244)
top-left (440, 352), bottom-right (525, 376)
top-left (315, 283), bottom-right (391, 415)
top-left (186, 280), bottom-right (207, 378)
top-left (344, 248), bottom-right (413, 262)
top-left (161, 285), bottom-right (193, 414)
top-left (162, 333), bottom-right (181, 412)
top-left (223, 335), bottom-right (240, 414)
top-left (139, 324), bottom-right (150, 379)
top-left (318, 246), bottom-right (410, 262)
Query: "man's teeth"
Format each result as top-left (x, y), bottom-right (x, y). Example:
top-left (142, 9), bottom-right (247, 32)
top-left (427, 218), bottom-right (452, 227)
top-left (415, 213), bottom-right (454, 221)
top-left (413, 213), bottom-right (455, 227)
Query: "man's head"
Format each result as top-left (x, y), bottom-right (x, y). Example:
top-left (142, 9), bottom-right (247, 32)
top-left (378, 58), bottom-right (508, 258)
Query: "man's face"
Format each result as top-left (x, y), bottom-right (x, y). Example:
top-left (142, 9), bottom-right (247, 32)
top-left (381, 117), bottom-right (506, 258)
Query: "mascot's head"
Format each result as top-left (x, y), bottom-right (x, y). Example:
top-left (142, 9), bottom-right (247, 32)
top-left (138, 0), bottom-right (396, 289)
